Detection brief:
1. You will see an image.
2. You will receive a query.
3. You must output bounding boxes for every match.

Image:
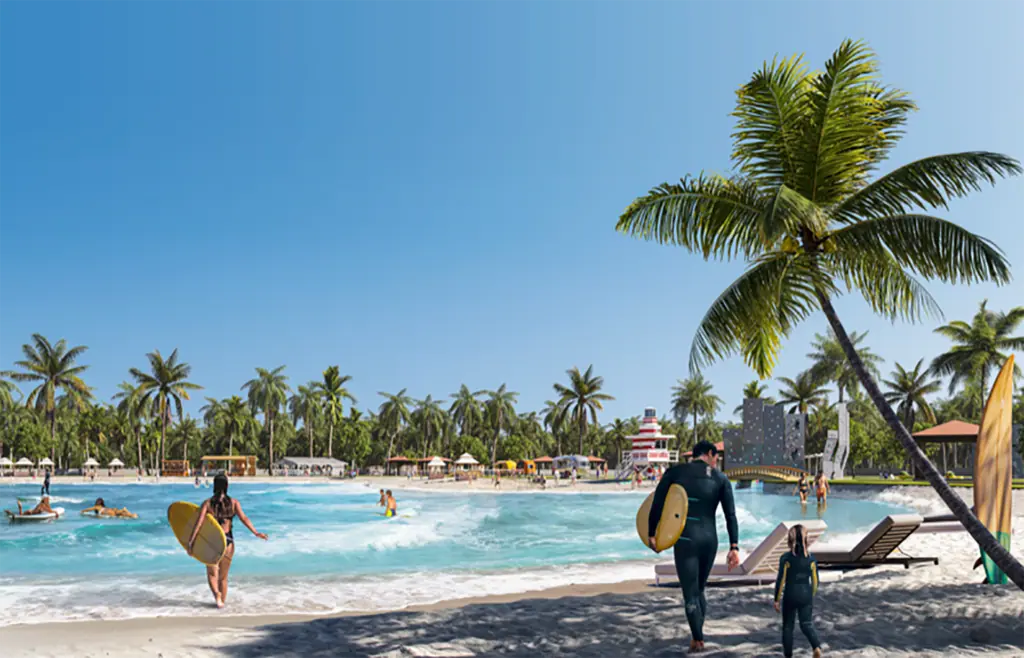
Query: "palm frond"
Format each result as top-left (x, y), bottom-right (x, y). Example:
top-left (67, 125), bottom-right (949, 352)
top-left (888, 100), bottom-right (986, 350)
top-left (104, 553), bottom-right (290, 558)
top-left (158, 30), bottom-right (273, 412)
top-left (825, 248), bottom-right (941, 323)
top-left (835, 152), bottom-right (1022, 221)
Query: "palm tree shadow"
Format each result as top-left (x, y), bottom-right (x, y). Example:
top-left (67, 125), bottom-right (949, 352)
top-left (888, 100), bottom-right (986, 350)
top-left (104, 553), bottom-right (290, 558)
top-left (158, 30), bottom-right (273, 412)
top-left (208, 581), bottom-right (1022, 658)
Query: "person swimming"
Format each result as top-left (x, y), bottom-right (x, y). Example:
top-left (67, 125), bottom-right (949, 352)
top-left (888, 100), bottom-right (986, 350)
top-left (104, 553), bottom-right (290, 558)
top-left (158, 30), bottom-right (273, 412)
top-left (385, 490), bottom-right (397, 518)
top-left (794, 474), bottom-right (809, 504)
top-left (80, 498), bottom-right (138, 518)
top-left (17, 495), bottom-right (58, 517)
top-left (187, 474), bottom-right (267, 608)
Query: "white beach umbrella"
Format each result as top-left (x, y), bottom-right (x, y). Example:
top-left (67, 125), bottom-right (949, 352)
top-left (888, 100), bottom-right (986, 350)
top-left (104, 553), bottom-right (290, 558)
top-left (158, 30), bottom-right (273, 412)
top-left (0, 457), bottom-right (12, 467)
top-left (38, 457), bottom-right (54, 466)
top-left (84, 458), bottom-right (100, 467)
top-left (108, 458), bottom-right (125, 467)
top-left (454, 453), bottom-right (479, 465)
top-left (15, 458), bottom-right (34, 466)
top-left (427, 456), bottom-right (445, 468)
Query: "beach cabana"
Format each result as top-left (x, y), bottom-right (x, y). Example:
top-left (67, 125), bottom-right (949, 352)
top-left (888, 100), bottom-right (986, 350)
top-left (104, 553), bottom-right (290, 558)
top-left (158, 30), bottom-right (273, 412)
top-left (84, 458), bottom-right (100, 469)
top-left (553, 455), bottom-right (589, 471)
top-left (520, 459), bottom-right (537, 475)
top-left (0, 457), bottom-right (12, 475)
top-left (108, 458), bottom-right (124, 476)
top-left (454, 453), bottom-right (480, 469)
top-left (532, 456), bottom-right (553, 474)
top-left (38, 457), bottom-right (54, 468)
top-left (426, 456), bottom-right (447, 480)
top-left (386, 455), bottom-right (416, 476)
top-left (200, 455), bottom-right (257, 476)
top-left (912, 420), bottom-right (979, 476)
top-left (15, 457), bottom-right (33, 476)
top-left (494, 460), bottom-right (517, 473)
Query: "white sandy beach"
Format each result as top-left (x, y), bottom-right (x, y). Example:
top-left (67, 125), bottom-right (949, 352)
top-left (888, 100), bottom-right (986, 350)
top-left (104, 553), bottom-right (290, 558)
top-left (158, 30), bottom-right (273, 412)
top-left (1, 485), bottom-right (1022, 657)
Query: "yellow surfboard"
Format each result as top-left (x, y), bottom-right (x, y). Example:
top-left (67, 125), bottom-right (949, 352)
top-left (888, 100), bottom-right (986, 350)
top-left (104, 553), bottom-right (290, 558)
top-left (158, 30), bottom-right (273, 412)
top-left (167, 501), bottom-right (227, 566)
top-left (975, 355), bottom-right (1014, 585)
top-left (636, 484), bottom-right (689, 552)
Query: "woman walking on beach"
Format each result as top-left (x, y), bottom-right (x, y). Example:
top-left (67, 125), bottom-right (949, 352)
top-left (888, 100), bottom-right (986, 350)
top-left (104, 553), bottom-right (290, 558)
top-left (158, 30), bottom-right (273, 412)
top-left (773, 524), bottom-right (823, 658)
top-left (187, 474), bottom-right (267, 608)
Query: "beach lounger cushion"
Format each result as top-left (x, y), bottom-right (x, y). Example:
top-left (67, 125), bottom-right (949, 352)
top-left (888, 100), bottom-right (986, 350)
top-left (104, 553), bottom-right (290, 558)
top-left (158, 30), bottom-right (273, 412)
top-left (813, 514), bottom-right (923, 563)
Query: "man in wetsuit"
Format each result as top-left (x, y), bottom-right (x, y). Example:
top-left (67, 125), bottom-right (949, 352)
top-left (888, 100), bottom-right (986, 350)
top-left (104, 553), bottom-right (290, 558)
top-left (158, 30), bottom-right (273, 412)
top-left (648, 441), bottom-right (739, 654)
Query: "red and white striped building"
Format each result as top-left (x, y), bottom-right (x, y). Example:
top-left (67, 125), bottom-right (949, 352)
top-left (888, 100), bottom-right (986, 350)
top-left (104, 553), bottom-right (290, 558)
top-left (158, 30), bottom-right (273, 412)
top-left (625, 407), bottom-right (679, 467)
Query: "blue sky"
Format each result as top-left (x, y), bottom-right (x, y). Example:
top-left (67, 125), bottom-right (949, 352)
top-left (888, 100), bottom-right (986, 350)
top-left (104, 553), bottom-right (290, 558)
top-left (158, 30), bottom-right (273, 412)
top-left (2, 1), bottom-right (1022, 423)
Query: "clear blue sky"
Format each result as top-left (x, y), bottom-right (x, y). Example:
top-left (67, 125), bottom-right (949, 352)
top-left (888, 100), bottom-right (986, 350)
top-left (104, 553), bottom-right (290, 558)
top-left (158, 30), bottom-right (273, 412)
top-left (2, 1), bottom-right (1022, 423)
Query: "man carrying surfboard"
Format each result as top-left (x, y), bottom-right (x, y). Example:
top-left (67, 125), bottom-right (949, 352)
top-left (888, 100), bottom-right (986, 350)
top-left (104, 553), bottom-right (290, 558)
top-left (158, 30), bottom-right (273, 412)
top-left (648, 440), bottom-right (740, 654)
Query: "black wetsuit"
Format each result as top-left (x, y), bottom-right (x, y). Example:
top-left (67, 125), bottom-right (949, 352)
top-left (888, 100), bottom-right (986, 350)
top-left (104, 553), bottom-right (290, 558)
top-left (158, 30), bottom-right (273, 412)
top-left (773, 551), bottom-right (821, 657)
top-left (41, 473), bottom-right (50, 496)
top-left (648, 461), bottom-right (738, 643)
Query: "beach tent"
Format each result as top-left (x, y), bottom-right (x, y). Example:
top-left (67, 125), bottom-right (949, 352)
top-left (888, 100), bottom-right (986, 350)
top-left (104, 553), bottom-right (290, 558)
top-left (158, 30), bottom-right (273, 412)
top-left (0, 457), bottom-right (12, 470)
top-left (84, 458), bottom-right (100, 468)
top-left (427, 456), bottom-right (446, 468)
top-left (520, 459), bottom-right (537, 474)
top-left (494, 460), bottom-right (516, 471)
top-left (15, 458), bottom-right (33, 466)
top-left (553, 455), bottom-right (590, 470)
top-left (108, 458), bottom-right (124, 467)
top-left (454, 453), bottom-right (481, 471)
top-left (38, 457), bottom-right (54, 467)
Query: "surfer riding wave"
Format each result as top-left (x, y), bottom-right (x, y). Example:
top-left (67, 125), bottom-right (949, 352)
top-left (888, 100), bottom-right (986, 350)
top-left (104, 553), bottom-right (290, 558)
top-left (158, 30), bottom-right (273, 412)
top-left (187, 474), bottom-right (267, 608)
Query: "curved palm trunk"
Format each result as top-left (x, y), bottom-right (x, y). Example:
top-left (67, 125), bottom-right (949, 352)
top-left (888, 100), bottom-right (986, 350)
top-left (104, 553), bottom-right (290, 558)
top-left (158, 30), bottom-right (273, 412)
top-left (309, 417), bottom-right (314, 459)
top-left (817, 293), bottom-right (1024, 589)
top-left (49, 411), bottom-right (56, 463)
top-left (328, 421), bottom-right (334, 459)
top-left (692, 410), bottom-right (698, 446)
top-left (579, 417), bottom-right (585, 455)
top-left (136, 428), bottom-right (143, 474)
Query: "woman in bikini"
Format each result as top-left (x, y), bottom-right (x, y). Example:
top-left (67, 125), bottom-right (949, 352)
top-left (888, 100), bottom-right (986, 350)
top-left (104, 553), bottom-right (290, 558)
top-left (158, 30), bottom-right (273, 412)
top-left (187, 474), bottom-right (267, 608)
top-left (794, 474), bottom-right (809, 505)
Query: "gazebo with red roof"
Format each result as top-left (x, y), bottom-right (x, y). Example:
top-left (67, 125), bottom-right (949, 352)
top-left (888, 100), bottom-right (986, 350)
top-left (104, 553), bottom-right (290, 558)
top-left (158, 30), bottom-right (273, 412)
top-left (912, 420), bottom-right (980, 476)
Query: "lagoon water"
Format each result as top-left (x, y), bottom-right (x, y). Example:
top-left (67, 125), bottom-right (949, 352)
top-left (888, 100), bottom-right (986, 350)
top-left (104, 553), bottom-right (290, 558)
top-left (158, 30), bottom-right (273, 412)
top-left (0, 481), bottom-right (911, 626)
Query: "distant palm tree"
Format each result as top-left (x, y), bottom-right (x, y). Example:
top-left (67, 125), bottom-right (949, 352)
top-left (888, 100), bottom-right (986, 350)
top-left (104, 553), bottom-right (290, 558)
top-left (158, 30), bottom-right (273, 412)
top-left (12, 334), bottom-right (92, 462)
top-left (290, 383), bottom-right (322, 459)
top-left (553, 365), bottom-right (615, 455)
top-left (484, 384), bottom-right (519, 465)
top-left (605, 418), bottom-right (632, 468)
top-left (734, 380), bottom-right (775, 415)
top-left (242, 366), bottom-right (289, 474)
top-left (541, 399), bottom-right (568, 455)
top-left (883, 359), bottom-right (941, 428)
top-left (130, 349), bottom-right (201, 476)
top-left (378, 389), bottom-right (413, 464)
top-left (413, 395), bottom-right (447, 458)
top-left (0, 371), bottom-right (19, 411)
top-left (449, 384), bottom-right (486, 437)
top-left (671, 374), bottom-right (722, 445)
top-left (808, 329), bottom-right (883, 402)
top-left (776, 371), bottom-right (830, 414)
top-left (113, 381), bottom-right (148, 471)
top-left (931, 301), bottom-right (1024, 412)
top-left (172, 416), bottom-right (202, 465)
top-left (318, 366), bottom-right (356, 459)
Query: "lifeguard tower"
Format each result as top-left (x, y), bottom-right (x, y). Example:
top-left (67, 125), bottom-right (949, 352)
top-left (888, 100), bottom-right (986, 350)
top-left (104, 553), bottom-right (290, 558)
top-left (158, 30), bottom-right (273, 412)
top-left (617, 407), bottom-right (679, 480)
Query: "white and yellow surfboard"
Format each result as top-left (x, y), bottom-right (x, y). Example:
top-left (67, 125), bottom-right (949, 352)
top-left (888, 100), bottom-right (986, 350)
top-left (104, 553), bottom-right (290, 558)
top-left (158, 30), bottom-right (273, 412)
top-left (975, 355), bottom-right (1014, 585)
top-left (636, 484), bottom-right (689, 552)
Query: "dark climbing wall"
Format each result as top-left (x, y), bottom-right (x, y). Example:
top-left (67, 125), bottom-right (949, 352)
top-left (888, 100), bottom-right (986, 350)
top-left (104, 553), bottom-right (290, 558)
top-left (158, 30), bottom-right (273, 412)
top-left (722, 399), bottom-right (807, 469)
top-left (1013, 425), bottom-right (1023, 479)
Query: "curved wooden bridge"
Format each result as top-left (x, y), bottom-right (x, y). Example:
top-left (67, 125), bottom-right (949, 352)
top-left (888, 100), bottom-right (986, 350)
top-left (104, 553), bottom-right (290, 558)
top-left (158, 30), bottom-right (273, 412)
top-left (724, 465), bottom-right (809, 483)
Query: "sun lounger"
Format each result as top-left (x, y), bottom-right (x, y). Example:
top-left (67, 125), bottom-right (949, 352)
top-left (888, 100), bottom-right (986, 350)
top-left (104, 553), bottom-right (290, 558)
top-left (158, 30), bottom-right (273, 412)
top-left (813, 513), bottom-right (938, 569)
top-left (654, 520), bottom-right (828, 586)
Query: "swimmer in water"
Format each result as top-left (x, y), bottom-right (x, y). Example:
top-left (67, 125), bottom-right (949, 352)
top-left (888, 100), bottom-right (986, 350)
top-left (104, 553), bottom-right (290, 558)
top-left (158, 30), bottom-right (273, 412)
top-left (794, 474), bottom-right (809, 505)
top-left (378, 489), bottom-right (386, 507)
top-left (81, 497), bottom-right (138, 518)
top-left (385, 490), bottom-right (397, 518)
top-left (17, 495), bottom-right (59, 517)
top-left (814, 472), bottom-right (829, 504)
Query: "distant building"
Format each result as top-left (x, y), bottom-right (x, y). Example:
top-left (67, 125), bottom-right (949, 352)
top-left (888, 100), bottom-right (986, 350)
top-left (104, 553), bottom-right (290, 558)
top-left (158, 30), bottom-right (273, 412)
top-left (724, 398), bottom-right (806, 469)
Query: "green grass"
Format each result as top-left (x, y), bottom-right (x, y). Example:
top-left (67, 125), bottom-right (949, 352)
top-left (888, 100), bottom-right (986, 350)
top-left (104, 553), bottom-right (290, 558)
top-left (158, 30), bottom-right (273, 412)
top-left (830, 477), bottom-right (1024, 489)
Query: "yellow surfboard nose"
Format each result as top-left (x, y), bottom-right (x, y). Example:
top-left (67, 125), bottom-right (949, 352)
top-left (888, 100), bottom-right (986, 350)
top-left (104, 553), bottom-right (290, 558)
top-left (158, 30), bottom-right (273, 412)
top-left (635, 484), bottom-right (689, 552)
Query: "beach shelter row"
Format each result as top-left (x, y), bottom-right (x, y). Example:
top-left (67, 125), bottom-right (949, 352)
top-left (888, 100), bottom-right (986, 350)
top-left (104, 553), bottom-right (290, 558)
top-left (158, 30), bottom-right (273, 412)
top-left (383, 454), bottom-right (607, 476)
top-left (0, 457), bottom-right (126, 470)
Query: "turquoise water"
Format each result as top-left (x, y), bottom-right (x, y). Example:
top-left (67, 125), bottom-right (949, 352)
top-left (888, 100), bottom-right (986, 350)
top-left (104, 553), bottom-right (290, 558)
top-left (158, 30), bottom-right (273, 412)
top-left (0, 481), bottom-right (910, 625)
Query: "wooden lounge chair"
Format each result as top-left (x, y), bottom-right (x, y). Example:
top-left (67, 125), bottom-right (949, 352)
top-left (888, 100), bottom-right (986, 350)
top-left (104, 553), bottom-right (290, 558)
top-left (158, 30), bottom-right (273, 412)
top-left (654, 519), bottom-right (828, 586)
top-left (813, 514), bottom-right (938, 569)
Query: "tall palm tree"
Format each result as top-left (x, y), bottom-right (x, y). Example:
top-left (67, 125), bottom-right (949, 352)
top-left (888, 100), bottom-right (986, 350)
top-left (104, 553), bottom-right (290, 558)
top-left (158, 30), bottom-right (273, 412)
top-left (12, 334), bottom-right (92, 462)
top-left (605, 417), bottom-right (632, 468)
top-left (171, 416), bottom-right (202, 466)
top-left (242, 366), bottom-right (289, 474)
top-left (413, 395), bottom-right (447, 457)
top-left (377, 389), bottom-right (413, 463)
top-left (776, 371), bottom-right (831, 414)
top-left (290, 383), bottom-right (322, 459)
top-left (113, 381), bottom-right (148, 472)
top-left (931, 300), bottom-right (1024, 411)
top-left (484, 384), bottom-right (519, 465)
top-left (671, 374), bottom-right (722, 445)
top-left (808, 329), bottom-right (883, 402)
top-left (883, 359), bottom-right (942, 428)
top-left (130, 349), bottom-right (202, 476)
top-left (541, 399), bottom-right (568, 455)
top-left (449, 384), bottom-right (486, 437)
top-left (734, 380), bottom-right (775, 415)
top-left (318, 366), bottom-right (356, 459)
top-left (553, 366), bottom-right (614, 455)
top-left (616, 39), bottom-right (1024, 586)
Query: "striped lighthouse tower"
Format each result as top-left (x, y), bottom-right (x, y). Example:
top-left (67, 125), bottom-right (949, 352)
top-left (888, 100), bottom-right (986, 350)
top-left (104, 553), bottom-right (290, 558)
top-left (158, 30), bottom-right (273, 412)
top-left (624, 407), bottom-right (678, 468)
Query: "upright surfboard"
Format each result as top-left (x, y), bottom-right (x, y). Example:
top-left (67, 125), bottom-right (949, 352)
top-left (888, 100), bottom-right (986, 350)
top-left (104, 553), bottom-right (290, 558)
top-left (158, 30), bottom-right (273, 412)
top-left (635, 484), bottom-right (689, 552)
top-left (167, 501), bottom-right (227, 566)
top-left (975, 355), bottom-right (1014, 585)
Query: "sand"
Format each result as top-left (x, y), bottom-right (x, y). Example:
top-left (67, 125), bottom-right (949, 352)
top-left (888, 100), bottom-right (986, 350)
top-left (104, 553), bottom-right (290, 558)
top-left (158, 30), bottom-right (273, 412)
top-left (2, 486), bottom-right (1022, 657)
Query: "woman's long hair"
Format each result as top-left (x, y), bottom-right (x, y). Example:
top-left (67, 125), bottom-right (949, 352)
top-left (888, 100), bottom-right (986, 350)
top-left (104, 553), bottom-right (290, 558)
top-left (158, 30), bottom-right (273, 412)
top-left (211, 474), bottom-right (232, 519)
top-left (787, 524), bottom-right (810, 557)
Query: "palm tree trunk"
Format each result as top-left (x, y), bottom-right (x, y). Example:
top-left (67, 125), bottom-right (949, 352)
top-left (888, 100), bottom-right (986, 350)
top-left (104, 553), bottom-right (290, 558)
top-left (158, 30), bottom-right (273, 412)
top-left (329, 421), bottom-right (334, 459)
top-left (49, 411), bottom-right (56, 462)
top-left (268, 413), bottom-right (275, 476)
top-left (692, 410), bottom-right (698, 446)
top-left (158, 406), bottom-right (167, 478)
top-left (817, 292), bottom-right (1024, 589)
top-left (136, 428), bottom-right (142, 474)
top-left (309, 417), bottom-right (314, 459)
top-left (579, 418), bottom-right (585, 455)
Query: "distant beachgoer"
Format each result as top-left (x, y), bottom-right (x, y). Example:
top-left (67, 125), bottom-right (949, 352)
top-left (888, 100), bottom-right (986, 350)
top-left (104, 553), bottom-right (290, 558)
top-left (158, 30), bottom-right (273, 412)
top-left (378, 489), bottom-right (386, 507)
top-left (41, 469), bottom-right (51, 496)
top-left (649, 440), bottom-right (739, 654)
top-left (794, 474), bottom-right (809, 504)
top-left (494, 471), bottom-right (501, 489)
top-left (773, 524), bottom-right (823, 658)
top-left (187, 474), bottom-right (267, 608)
top-left (18, 495), bottom-right (58, 518)
top-left (81, 497), bottom-right (137, 518)
top-left (570, 468), bottom-right (577, 487)
top-left (814, 472), bottom-right (830, 504)
top-left (385, 490), bottom-right (397, 518)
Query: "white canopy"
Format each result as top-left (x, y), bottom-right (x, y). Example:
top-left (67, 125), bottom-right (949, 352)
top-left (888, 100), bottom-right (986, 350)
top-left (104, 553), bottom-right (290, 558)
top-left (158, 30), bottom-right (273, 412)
top-left (16, 457), bottom-right (34, 466)
top-left (427, 456), bottom-right (446, 468)
top-left (108, 458), bottom-right (125, 467)
top-left (84, 458), bottom-right (100, 467)
top-left (0, 457), bottom-right (12, 466)
top-left (39, 457), bottom-right (54, 466)
top-left (553, 455), bottom-right (590, 469)
top-left (454, 453), bottom-right (479, 465)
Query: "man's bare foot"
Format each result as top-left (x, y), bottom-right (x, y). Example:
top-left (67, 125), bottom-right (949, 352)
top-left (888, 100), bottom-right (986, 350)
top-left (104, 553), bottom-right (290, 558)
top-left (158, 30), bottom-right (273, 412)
top-left (813, 649), bottom-right (822, 658)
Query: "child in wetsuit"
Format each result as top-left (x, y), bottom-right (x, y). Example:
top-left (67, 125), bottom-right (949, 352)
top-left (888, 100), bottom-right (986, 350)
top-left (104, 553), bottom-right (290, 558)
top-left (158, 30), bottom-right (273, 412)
top-left (773, 524), bottom-right (823, 658)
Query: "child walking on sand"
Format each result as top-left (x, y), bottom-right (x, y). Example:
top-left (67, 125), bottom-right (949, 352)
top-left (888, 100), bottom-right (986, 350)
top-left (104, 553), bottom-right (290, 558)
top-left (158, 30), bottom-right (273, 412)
top-left (773, 524), bottom-right (823, 657)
